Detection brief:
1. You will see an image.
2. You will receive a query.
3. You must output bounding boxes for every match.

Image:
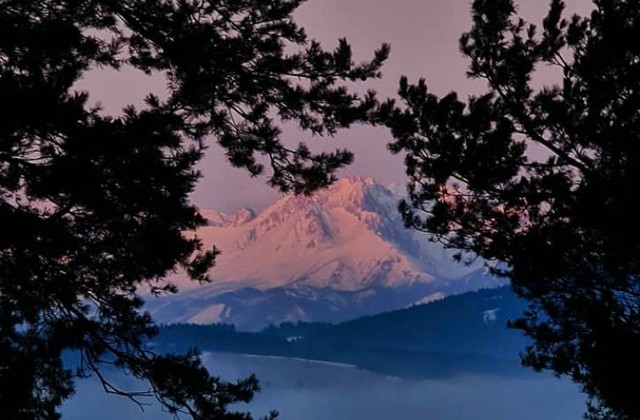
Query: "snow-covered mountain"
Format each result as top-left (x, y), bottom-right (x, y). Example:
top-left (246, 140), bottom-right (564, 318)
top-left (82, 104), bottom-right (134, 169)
top-left (148, 177), bottom-right (503, 330)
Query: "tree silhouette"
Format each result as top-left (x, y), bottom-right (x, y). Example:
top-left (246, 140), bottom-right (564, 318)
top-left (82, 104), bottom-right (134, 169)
top-left (0, 0), bottom-right (387, 418)
top-left (380, 0), bottom-right (640, 417)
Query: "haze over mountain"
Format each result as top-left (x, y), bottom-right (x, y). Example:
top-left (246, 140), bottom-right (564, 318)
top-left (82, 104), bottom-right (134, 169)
top-left (148, 177), bottom-right (502, 329)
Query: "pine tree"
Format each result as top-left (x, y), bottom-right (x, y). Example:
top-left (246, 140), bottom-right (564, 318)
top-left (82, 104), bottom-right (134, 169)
top-left (380, 0), bottom-right (640, 417)
top-left (0, 0), bottom-right (388, 417)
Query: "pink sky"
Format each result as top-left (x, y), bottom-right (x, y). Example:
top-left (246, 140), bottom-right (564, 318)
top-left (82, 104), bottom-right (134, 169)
top-left (77, 0), bottom-right (592, 212)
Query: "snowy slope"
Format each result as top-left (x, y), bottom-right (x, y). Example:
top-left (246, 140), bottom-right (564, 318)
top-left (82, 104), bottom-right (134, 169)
top-left (178, 177), bottom-right (475, 291)
top-left (148, 177), bottom-right (502, 328)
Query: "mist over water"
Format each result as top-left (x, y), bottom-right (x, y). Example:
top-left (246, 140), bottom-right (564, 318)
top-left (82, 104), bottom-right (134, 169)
top-left (63, 352), bottom-right (586, 420)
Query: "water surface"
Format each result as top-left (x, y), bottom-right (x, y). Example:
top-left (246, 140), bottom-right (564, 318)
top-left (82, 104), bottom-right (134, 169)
top-left (63, 352), bottom-right (586, 419)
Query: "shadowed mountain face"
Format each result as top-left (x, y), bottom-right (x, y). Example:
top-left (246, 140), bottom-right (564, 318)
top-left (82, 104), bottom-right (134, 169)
top-left (148, 177), bottom-right (503, 330)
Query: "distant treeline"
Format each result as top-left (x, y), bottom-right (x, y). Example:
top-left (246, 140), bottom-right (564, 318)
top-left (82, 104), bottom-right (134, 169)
top-left (155, 287), bottom-right (532, 379)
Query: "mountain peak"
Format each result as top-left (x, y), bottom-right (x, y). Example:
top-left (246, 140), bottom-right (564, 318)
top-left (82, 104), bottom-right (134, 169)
top-left (328, 175), bottom-right (377, 195)
top-left (230, 207), bottom-right (255, 227)
top-left (200, 207), bottom-right (255, 228)
top-left (336, 175), bottom-right (376, 186)
top-left (154, 177), bottom-right (500, 327)
top-left (184, 177), bottom-right (482, 293)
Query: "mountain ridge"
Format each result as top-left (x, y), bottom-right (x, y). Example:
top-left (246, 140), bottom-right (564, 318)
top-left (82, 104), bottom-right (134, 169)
top-left (183, 176), bottom-right (479, 291)
top-left (149, 177), bottom-right (503, 329)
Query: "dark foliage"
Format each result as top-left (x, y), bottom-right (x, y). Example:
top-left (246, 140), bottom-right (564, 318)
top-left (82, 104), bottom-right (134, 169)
top-left (157, 287), bottom-right (529, 379)
top-left (379, 0), bottom-right (640, 417)
top-left (0, 0), bottom-right (387, 418)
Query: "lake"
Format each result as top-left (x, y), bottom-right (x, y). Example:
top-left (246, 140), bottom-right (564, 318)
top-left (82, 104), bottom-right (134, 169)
top-left (62, 352), bottom-right (586, 419)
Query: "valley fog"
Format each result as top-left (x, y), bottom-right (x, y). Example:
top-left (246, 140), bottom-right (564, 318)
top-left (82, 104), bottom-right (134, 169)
top-left (63, 352), bottom-right (586, 420)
